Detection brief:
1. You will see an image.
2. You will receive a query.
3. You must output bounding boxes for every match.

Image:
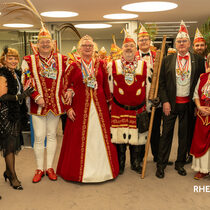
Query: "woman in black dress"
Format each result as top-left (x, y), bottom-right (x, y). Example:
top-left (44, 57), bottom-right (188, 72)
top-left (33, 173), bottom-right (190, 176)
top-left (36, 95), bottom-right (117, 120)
top-left (0, 48), bottom-right (33, 190)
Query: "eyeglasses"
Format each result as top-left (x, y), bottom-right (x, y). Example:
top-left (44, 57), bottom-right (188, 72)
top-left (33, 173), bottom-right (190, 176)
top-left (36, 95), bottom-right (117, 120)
top-left (39, 40), bottom-right (51, 45)
top-left (81, 44), bottom-right (93, 48)
top-left (176, 40), bottom-right (188, 44)
top-left (138, 38), bottom-right (149, 43)
top-left (124, 44), bottom-right (136, 48)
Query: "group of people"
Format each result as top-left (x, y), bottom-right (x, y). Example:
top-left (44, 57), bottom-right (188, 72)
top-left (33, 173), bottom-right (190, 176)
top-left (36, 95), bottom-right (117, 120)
top-left (0, 20), bottom-right (209, 194)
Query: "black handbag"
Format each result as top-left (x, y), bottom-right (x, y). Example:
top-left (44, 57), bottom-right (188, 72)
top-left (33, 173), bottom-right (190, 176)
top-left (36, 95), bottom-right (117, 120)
top-left (136, 111), bottom-right (150, 133)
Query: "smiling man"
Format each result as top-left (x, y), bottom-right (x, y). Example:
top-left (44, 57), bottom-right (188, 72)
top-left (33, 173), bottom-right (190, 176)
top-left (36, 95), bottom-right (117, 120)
top-left (156, 21), bottom-right (205, 179)
top-left (21, 26), bottom-right (68, 183)
top-left (110, 31), bottom-right (148, 175)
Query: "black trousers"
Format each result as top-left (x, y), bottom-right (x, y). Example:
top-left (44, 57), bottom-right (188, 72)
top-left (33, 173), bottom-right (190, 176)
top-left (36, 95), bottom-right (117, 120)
top-left (157, 103), bottom-right (189, 169)
top-left (139, 107), bottom-right (162, 161)
top-left (187, 105), bottom-right (196, 154)
top-left (150, 107), bottom-right (162, 160)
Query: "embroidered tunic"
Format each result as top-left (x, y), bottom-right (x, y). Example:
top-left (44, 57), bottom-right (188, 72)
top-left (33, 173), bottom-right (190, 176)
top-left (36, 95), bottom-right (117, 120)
top-left (21, 53), bottom-right (67, 116)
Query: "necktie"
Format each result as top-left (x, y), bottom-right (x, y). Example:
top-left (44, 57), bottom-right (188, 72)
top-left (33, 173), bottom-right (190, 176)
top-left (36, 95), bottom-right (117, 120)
top-left (142, 53), bottom-right (150, 57)
top-left (179, 55), bottom-right (189, 60)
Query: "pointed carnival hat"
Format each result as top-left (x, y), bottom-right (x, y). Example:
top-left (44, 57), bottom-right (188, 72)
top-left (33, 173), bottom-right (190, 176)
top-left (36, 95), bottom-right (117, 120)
top-left (110, 34), bottom-right (121, 53)
top-left (193, 28), bottom-right (205, 44)
top-left (122, 28), bottom-right (136, 44)
top-left (108, 34), bottom-right (122, 61)
top-left (99, 47), bottom-right (107, 56)
top-left (176, 20), bottom-right (190, 40)
top-left (38, 26), bottom-right (52, 40)
top-left (138, 24), bottom-right (149, 37)
top-left (68, 46), bottom-right (81, 64)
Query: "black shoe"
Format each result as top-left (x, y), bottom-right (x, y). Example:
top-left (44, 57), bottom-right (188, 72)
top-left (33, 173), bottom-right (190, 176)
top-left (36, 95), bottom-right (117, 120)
top-left (175, 166), bottom-right (187, 176)
top-left (167, 161), bottom-right (173, 166)
top-left (185, 155), bottom-right (192, 164)
top-left (156, 167), bottom-right (164, 178)
top-left (3, 171), bottom-right (23, 190)
top-left (131, 164), bottom-right (142, 174)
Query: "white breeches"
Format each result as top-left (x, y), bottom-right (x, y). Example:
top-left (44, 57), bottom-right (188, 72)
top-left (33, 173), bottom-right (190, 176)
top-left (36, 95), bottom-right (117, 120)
top-left (32, 112), bottom-right (60, 170)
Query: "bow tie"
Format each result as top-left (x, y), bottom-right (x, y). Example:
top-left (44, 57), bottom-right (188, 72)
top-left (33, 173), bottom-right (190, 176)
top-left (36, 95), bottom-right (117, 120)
top-left (179, 55), bottom-right (189, 60)
top-left (142, 53), bottom-right (150, 57)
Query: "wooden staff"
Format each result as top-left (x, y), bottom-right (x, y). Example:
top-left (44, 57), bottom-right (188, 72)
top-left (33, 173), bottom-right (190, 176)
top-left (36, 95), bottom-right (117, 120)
top-left (148, 50), bottom-right (161, 100)
top-left (141, 35), bottom-right (167, 179)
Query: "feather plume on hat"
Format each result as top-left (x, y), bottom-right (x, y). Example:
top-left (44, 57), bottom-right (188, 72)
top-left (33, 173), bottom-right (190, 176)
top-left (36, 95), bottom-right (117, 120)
top-left (1, 0), bottom-right (52, 40)
top-left (58, 23), bottom-right (81, 39)
top-left (1, 0), bottom-right (44, 28)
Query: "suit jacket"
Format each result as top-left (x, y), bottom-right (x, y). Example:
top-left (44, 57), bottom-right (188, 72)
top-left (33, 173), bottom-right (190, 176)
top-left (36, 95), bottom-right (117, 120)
top-left (159, 52), bottom-right (205, 111)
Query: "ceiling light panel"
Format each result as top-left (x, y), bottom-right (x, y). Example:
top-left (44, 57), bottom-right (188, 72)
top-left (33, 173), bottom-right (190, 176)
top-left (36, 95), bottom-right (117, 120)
top-left (41, 11), bottom-right (78, 18)
top-left (3, 23), bottom-right (34, 28)
top-left (122, 1), bottom-right (178, 12)
top-left (103, 13), bottom-right (138, 20)
top-left (75, 24), bottom-right (112, 29)
top-left (145, 21), bottom-right (197, 24)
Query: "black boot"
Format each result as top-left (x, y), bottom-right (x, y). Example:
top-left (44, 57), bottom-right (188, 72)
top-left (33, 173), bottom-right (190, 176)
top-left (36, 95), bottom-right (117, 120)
top-left (116, 144), bottom-right (126, 175)
top-left (130, 145), bottom-right (142, 174)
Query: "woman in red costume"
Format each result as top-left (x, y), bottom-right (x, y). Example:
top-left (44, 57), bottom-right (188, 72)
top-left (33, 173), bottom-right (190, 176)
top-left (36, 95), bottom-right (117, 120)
top-left (57, 35), bottom-right (119, 182)
top-left (190, 53), bottom-right (210, 179)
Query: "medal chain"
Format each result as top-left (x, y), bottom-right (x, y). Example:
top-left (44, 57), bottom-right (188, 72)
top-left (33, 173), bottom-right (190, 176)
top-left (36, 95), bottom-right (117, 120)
top-left (121, 56), bottom-right (138, 75)
top-left (177, 55), bottom-right (190, 81)
top-left (81, 59), bottom-right (96, 85)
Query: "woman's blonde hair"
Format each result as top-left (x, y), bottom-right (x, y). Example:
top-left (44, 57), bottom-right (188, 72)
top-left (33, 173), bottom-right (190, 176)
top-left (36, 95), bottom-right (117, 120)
top-left (0, 48), bottom-right (20, 66)
top-left (77, 35), bottom-right (94, 51)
